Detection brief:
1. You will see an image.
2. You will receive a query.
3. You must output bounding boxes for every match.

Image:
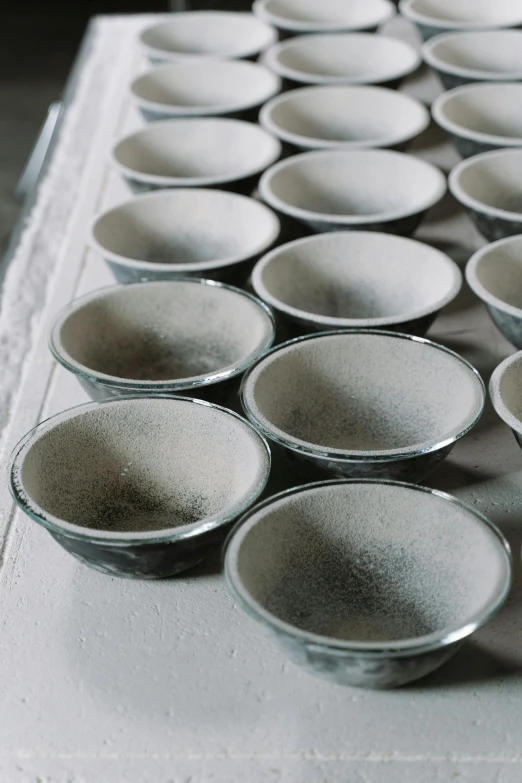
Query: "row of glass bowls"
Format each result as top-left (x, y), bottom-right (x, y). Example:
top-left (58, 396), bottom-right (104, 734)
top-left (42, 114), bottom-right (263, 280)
top-left (7, 6), bottom-right (521, 689)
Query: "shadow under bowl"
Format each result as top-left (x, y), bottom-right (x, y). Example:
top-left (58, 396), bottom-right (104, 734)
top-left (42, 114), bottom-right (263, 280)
top-left (252, 0), bottom-right (395, 35)
top-left (130, 60), bottom-right (281, 122)
top-left (261, 33), bottom-right (420, 89)
top-left (466, 235), bottom-right (522, 349)
top-left (252, 231), bottom-right (462, 337)
top-left (138, 11), bottom-right (277, 65)
top-left (240, 330), bottom-right (485, 482)
top-left (399, 0), bottom-right (522, 42)
top-left (89, 188), bottom-right (281, 285)
top-left (112, 118), bottom-right (281, 194)
top-left (432, 83), bottom-right (522, 159)
top-left (225, 479), bottom-right (512, 688)
top-left (449, 149), bottom-right (522, 242)
top-left (8, 396), bottom-right (271, 578)
top-left (258, 149), bottom-right (446, 236)
top-left (422, 30), bottom-right (522, 89)
top-left (49, 279), bottom-right (275, 405)
top-left (259, 85), bottom-right (430, 153)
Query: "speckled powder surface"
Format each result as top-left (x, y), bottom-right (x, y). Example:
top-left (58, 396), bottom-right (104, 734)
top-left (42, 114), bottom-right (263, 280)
top-left (93, 189), bottom-right (277, 266)
top-left (272, 34), bottom-right (417, 82)
top-left (55, 281), bottom-right (273, 383)
top-left (256, 232), bottom-right (458, 321)
top-left (132, 60), bottom-right (278, 109)
top-left (429, 30), bottom-right (522, 76)
top-left (16, 398), bottom-right (269, 534)
top-left (243, 332), bottom-right (484, 456)
top-left (234, 483), bottom-right (509, 643)
top-left (457, 151), bottom-right (522, 214)
top-left (3, 12), bottom-right (522, 781)
top-left (265, 86), bottom-right (427, 145)
top-left (264, 150), bottom-right (443, 217)
top-left (114, 119), bottom-right (279, 180)
top-left (472, 237), bottom-right (522, 310)
top-left (440, 84), bottom-right (522, 139)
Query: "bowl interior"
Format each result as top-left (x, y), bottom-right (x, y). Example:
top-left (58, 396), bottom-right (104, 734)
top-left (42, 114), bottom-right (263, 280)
top-left (92, 190), bottom-right (278, 268)
top-left (262, 151), bottom-right (444, 219)
top-left (471, 238), bottom-right (522, 310)
top-left (263, 86), bottom-right (427, 145)
top-left (271, 34), bottom-right (417, 81)
top-left (113, 119), bottom-right (279, 181)
top-left (407, 0), bottom-right (522, 24)
top-left (54, 282), bottom-right (273, 384)
top-left (428, 31), bottom-right (522, 75)
top-left (254, 233), bottom-right (459, 324)
top-left (230, 482), bottom-right (509, 645)
top-left (455, 152), bottom-right (522, 215)
top-left (140, 13), bottom-right (274, 58)
top-left (258, 0), bottom-right (391, 28)
top-left (437, 84), bottom-right (522, 140)
top-left (494, 355), bottom-right (522, 428)
top-left (132, 61), bottom-right (277, 109)
top-left (14, 398), bottom-right (269, 535)
top-left (243, 332), bottom-right (484, 456)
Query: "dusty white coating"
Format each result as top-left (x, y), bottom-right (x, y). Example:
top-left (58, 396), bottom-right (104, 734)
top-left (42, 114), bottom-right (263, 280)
top-left (259, 86), bottom-right (430, 151)
top-left (138, 12), bottom-right (277, 63)
top-left (252, 232), bottom-right (462, 328)
top-left (111, 118), bottom-right (281, 188)
top-left (449, 149), bottom-right (522, 222)
top-left (259, 149), bottom-right (446, 227)
top-left (5, 12), bottom-right (522, 780)
top-left (50, 280), bottom-right (275, 387)
top-left (432, 83), bottom-right (522, 147)
top-left (466, 235), bottom-right (522, 319)
top-left (261, 33), bottom-right (421, 86)
top-left (399, 0), bottom-right (522, 30)
top-left (90, 188), bottom-right (280, 274)
top-left (227, 481), bottom-right (511, 650)
top-left (11, 397), bottom-right (270, 540)
top-left (422, 30), bottom-right (522, 82)
top-left (490, 351), bottom-right (522, 436)
top-left (242, 332), bottom-right (485, 458)
top-left (252, 0), bottom-right (395, 34)
top-left (130, 60), bottom-right (281, 118)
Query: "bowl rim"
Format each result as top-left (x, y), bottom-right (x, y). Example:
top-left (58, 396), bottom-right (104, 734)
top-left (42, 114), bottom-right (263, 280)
top-left (258, 84), bottom-right (431, 151)
top-left (111, 117), bottom-right (282, 188)
top-left (432, 83), bottom-right (522, 147)
top-left (421, 30), bottom-right (522, 81)
top-left (240, 329), bottom-right (486, 461)
top-left (8, 395), bottom-right (272, 545)
top-left (399, 0), bottom-right (522, 31)
top-left (138, 11), bottom-right (278, 63)
top-left (449, 148), bottom-right (522, 223)
top-left (258, 148), bottom-right (447, 226)
top-left (89, 188), bottom-right (281, 273)
top-left (466, 235), bottom-right (522, 319)
top-left (251, 231), bottom-right (462, 328)
top-left (48, 278), bottom-right (276, 390)
top-left (130, 60), bottom-right (281, 118)
top-left (224, 478), bottom-right (512, 656)
top-left (252, 0), bottom-right (396, 34)
top-left (489, 350), bottom-right (522, 435)
top-left (261, 33), bottom-right (421, 86)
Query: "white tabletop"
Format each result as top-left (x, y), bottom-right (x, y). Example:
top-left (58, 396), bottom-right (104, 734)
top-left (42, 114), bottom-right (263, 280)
top-left (0, 13), bottom-right (521, 783)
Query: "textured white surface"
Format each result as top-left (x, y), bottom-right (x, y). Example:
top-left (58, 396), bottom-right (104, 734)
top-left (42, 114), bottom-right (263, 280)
top-left (1, 13), bottom-right (522, 783)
